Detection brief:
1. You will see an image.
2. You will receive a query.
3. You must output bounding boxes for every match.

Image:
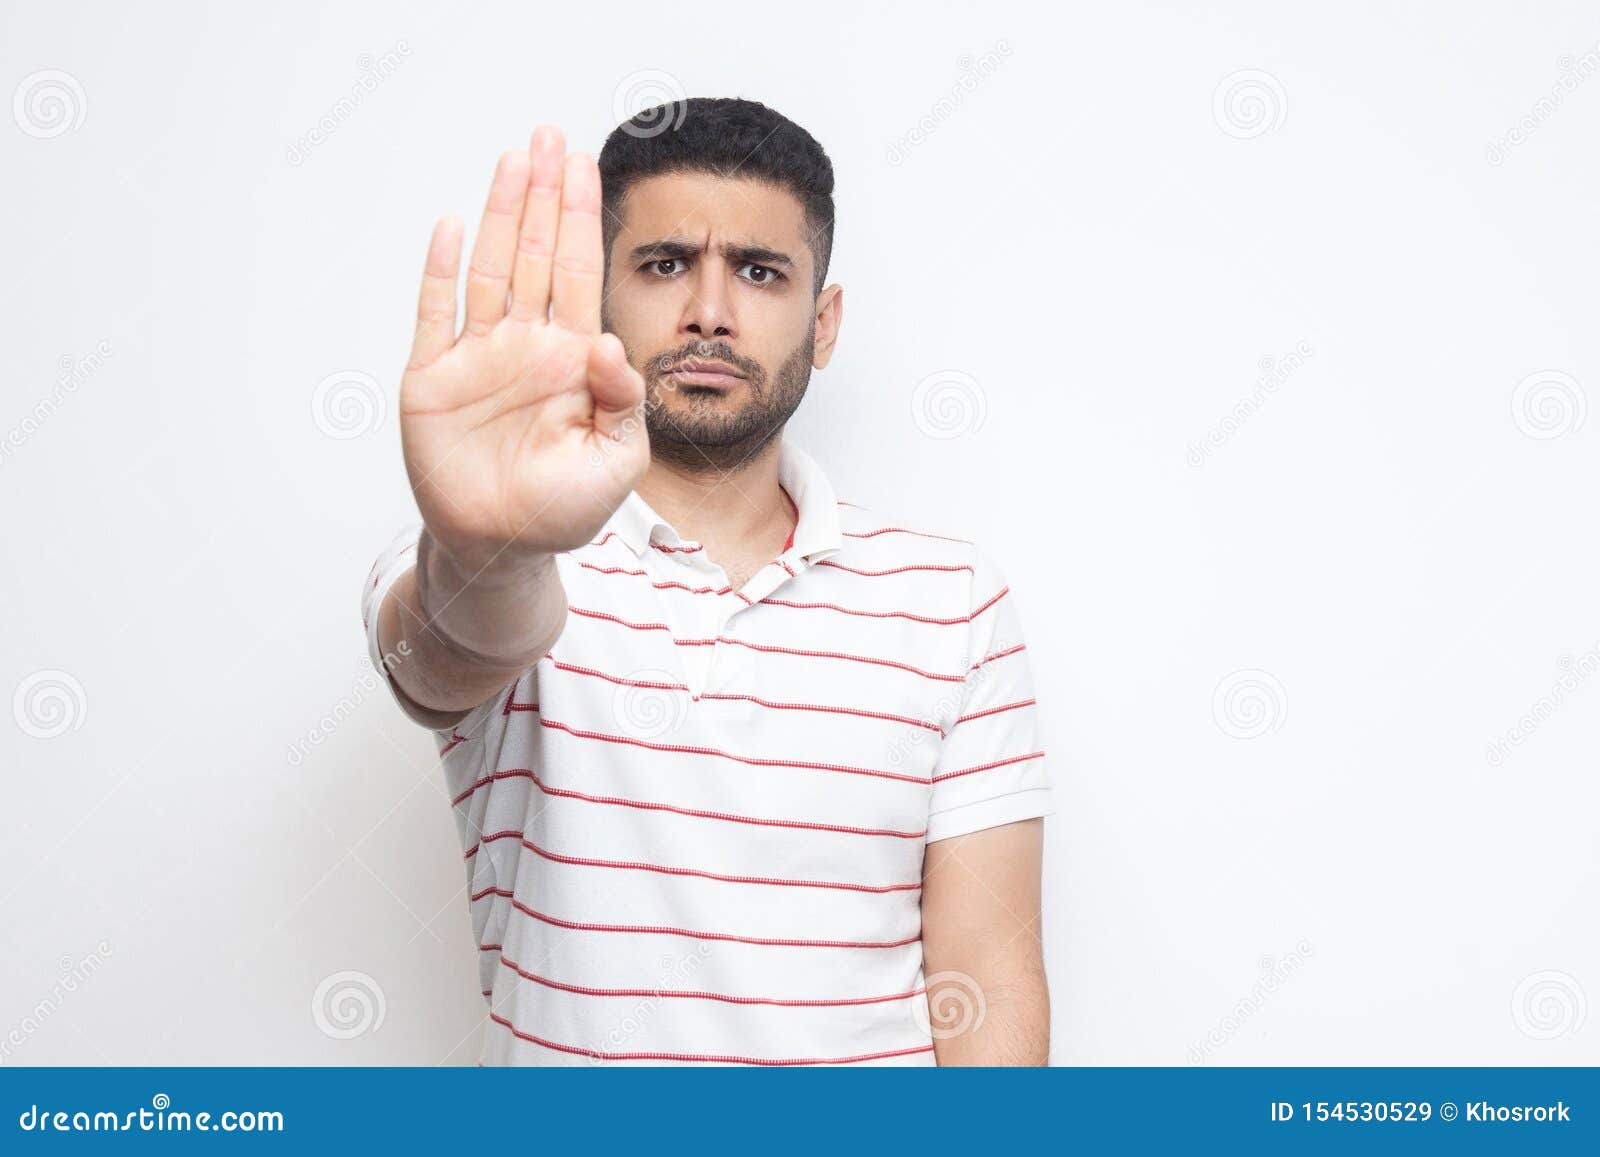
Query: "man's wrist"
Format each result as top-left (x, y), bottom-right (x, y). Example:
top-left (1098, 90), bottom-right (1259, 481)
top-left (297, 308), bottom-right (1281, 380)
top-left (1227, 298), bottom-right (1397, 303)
top-left (413, 528), bottom-right (559, 669)
top-left (422, 528), bottom-right (555, 591)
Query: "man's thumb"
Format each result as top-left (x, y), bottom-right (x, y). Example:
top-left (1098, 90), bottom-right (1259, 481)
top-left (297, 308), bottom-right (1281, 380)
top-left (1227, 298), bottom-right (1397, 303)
top-left (586, 333), bottom-right (646, 442)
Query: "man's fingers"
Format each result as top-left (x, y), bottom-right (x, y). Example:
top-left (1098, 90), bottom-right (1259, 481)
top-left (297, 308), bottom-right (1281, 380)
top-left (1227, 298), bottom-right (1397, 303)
top-left (462, 150), bottom-right (531, 337)
top-left (508, 125), bottom-right (565, 323)
top-left (407, 216), bottom-right (463, 370)
top-left (587, 333), bottom-right (647, 443)
top-left (550, 153), bottom-right (604, 335)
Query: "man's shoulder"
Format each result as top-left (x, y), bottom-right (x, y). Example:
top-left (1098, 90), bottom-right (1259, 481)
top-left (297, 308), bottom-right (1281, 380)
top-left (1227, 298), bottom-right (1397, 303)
top-left (827, 499), bottom-right (989, 575)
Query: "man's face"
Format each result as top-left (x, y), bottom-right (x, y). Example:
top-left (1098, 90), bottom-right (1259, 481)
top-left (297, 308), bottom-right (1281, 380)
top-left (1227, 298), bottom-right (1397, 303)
top-left (600, 172), bottom-right (839, 472)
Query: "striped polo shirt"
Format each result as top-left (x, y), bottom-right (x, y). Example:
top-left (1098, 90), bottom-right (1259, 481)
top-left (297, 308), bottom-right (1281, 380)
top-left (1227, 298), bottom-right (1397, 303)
top-left (361, 440), bottom-right (1053, 1065)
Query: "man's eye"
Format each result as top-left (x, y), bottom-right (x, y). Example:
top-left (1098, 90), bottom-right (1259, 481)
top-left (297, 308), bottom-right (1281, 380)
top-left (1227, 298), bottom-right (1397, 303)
top-left (739, 263), bottom-right (779, 286)
top-left (649, 258), bottom-right (684, 276)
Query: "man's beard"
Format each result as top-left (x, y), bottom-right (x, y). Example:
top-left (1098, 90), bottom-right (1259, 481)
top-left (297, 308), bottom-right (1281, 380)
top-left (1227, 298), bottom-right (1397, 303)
top-left (634, 327), bottom-right (815, 474)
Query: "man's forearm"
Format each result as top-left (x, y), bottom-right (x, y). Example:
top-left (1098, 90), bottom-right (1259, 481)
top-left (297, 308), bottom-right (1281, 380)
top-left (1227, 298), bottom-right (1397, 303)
top-left (928, 965), bottom-right (1050, 1066)
top-left (376, 529), bottom-right (568, 721)
top-left (921, 818), bottom-right (1050, 1065)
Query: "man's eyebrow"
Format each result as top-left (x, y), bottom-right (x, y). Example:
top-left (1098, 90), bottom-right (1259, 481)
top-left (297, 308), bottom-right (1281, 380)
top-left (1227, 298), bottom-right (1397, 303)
top-left (627, 238), bottom-right (795, 268)
top-left (722, 243), bottom-right (794, 269)
top-left (628, 238), bottom-right (700, 263)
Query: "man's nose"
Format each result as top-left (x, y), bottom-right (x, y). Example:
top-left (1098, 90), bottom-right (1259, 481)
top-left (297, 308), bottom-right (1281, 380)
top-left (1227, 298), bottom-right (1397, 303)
top-left (681, 266), bottom-right (736, 339)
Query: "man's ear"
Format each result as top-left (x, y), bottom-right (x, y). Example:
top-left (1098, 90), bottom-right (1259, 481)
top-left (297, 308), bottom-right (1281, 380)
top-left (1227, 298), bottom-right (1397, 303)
top-left (812, 283), bottom-right (844, 369)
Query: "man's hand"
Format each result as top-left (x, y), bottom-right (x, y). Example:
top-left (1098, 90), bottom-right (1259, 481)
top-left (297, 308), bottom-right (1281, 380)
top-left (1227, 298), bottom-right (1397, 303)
top-left (401, 125), bottom-right (648, 575)
top-left (376, 126), bottom-right (647, 722)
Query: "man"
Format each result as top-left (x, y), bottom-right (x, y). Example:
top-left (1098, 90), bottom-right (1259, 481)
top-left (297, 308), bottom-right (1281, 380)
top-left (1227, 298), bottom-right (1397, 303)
top-left (362, 98), bottom-right (1053, 1065)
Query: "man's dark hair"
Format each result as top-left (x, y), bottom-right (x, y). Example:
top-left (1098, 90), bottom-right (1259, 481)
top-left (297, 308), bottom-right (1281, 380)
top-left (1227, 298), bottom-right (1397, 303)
top-left (598, 97), bottom-right (835, 296)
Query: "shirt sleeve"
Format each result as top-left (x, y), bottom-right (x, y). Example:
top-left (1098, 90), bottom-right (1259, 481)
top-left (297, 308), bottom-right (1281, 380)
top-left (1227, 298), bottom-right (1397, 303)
top-left (925, 548), bottom-right (1055, 843)
top-left (359, 520), bottom-right (453, 732)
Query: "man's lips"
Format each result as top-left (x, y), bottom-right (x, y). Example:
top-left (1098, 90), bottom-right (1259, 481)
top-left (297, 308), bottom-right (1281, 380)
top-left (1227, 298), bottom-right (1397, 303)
top-left (664, 359), bottom-right (747, 387)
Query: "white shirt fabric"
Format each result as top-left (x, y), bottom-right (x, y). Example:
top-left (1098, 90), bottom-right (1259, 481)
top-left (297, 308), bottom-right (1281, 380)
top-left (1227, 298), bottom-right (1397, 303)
top-left (361, 440), bottom-right (1053, 1065)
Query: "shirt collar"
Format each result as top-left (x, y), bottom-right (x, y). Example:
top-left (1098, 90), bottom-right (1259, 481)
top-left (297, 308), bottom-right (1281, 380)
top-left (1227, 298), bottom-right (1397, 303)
top-left (600, 440), bottom-right (844, 562)
top-left (604, 489), bottom-right (665, 558)
top-left (776, 440), bottom-right (844, 561)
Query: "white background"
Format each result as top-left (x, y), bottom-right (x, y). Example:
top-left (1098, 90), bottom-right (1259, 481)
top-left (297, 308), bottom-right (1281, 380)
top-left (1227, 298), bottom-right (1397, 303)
top-left (2, 0), bottom-right (1595, 1065)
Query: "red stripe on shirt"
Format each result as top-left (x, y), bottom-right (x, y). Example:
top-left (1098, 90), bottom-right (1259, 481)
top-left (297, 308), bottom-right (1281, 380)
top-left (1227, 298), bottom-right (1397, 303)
top-left (565, 606), bottom-right (967, 681)
top-left (694, 690), bottom-right (942, 732)
top-left (816, 559), bottom-right (974, 577)
top-left (501, 683), bottom-right (540, 715)
top-left (474, 829), bottom-right (921, 893)
top-left (548, 659), bottom-right (690, 693)
top-left (970, 642), bottom-right (1026, 672)
top-left (566, 606), bottom-right (686, 634)
top-left (488, 1011), bottom-right (934, 1065)
top-left (954, 698), bottom-right (1036, 726)
top-left (495, 952), bottom-right (926, 1007)
top-left (576, 561), bottom-right (735, 596)
top-left (453, 767), bottom-right (927, 840)
top-left (473, 887), bottom-right (922, 949)
top-left (536, 716), bottom-right (931, 785)
top-left (716, 637), bottom-right (965, 682)
top-left (545, 659), bottom-right (940, 731)
top-left (930, 750), bottom-right (1046, 784)
top-left (759, 597), bottom-right (977, 625)
top-left (969, 587), bottom-right (1009, 620)
top-left (844, 526), bottom-right (973, 545)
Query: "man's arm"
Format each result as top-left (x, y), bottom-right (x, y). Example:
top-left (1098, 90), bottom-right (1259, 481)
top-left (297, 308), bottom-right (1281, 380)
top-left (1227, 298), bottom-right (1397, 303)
top-left (920, 817), bottom-right (1049, 1065)
top-left (375, 540), bottom-right (566, 728)
top-left (371, 124), bottom-right (650, 725)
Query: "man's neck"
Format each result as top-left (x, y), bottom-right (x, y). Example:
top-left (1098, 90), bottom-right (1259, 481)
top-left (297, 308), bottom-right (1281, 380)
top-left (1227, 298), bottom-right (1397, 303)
top-left (635, 439), bottom-right (797, 563)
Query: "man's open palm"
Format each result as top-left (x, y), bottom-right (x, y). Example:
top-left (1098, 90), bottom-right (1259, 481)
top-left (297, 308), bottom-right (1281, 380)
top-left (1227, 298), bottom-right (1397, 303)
top-left (399, 125), bottom-right (649, 573)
